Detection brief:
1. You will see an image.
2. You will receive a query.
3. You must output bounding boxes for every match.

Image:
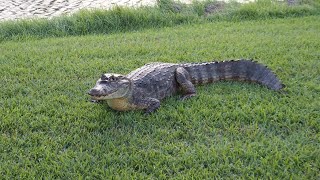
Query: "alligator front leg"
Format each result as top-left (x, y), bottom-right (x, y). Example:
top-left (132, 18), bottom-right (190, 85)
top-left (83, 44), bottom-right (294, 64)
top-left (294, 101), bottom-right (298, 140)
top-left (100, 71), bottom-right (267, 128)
top-left (175, 67), bottom-right (196, 100)
top-left (134, 97), bottom-right (161, 114)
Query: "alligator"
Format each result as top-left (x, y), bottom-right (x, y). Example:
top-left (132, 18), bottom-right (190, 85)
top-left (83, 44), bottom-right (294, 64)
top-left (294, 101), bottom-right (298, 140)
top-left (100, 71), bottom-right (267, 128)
top-left (88, 59), bottom-right (285, 114)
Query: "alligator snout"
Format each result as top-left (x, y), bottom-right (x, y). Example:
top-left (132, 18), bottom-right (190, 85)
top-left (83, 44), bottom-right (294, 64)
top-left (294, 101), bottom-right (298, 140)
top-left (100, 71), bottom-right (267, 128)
top-left (88, 88), bottom-right (100, 96)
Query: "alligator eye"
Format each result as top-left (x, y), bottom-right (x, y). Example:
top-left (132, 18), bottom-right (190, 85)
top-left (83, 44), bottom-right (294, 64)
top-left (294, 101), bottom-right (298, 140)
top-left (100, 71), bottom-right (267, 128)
top-left (109, 75), bottom-right (116, 81)
top-left (101, 74), bottom-right (108, 81)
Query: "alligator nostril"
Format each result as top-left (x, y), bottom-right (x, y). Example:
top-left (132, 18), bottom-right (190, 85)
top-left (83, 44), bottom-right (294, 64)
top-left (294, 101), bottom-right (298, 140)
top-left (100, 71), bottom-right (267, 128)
top-left (88, 89), bottom-right (99, 96)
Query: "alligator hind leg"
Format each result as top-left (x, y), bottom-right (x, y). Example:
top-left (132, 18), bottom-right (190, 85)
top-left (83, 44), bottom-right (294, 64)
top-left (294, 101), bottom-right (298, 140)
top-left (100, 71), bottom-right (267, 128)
top-left (175, 67), bottom-right (196, 100)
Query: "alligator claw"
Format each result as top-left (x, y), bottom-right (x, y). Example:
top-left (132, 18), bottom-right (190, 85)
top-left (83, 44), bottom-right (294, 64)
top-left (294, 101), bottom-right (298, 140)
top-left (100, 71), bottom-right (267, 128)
top-left (180, 94), bottom-right (196, 101)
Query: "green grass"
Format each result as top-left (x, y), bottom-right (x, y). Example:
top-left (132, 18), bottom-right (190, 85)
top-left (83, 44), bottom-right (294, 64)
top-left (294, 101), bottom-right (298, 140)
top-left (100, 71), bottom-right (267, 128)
top-left (1, 15), bottom-right (320, 178)
top-left (0, 0), bottom-right (320, 42)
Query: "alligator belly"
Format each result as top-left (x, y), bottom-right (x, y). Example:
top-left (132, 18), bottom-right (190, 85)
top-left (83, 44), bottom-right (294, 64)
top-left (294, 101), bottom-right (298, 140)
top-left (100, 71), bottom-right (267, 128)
top-left (106, 98), bottom-right (137, 111)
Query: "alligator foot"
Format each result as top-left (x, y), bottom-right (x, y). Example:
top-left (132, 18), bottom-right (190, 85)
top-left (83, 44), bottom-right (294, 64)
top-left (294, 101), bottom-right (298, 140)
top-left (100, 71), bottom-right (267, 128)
top-left (180, 93), bottom-right (196, 101)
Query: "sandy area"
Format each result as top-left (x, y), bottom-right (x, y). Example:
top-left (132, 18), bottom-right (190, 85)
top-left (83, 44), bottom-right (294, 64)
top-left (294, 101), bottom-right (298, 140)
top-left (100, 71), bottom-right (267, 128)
top-left (0, 0), bottom-right (255, 21)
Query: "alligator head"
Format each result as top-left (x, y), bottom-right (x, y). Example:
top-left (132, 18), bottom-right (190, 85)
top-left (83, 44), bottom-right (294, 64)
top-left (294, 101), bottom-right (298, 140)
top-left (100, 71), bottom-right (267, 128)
top-left (88, 73), bottom-right (131, 100)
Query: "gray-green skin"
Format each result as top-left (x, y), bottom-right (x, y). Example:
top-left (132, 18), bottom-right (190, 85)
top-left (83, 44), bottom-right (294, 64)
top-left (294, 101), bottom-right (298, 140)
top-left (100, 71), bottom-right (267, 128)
top-left (88, 59), bottom-right (285, 114)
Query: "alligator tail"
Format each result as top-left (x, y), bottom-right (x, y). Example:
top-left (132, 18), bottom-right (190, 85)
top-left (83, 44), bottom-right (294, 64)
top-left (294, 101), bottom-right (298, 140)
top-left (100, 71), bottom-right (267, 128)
top-left (182, 59), bottom-right (285, 91)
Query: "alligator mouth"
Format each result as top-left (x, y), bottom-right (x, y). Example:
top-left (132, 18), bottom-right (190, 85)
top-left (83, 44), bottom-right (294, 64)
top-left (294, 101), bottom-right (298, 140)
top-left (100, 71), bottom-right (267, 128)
top-left (90, 93), bottom-right (111, 97)
top-left (88, 91), bottom-right (110, 99)
top-left (90, 95), bottom-right (108, 100)
top-left (88, 88), bottom-right (117, 99)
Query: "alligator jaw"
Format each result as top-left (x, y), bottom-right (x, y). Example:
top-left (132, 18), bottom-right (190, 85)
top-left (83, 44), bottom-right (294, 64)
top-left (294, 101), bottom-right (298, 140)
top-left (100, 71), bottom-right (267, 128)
top-left (90, 94), bottom-right (107, 100)
top-left (88, 86), bottom-right (129, 100)
top-left (88, 89), bottom-right (115, 100)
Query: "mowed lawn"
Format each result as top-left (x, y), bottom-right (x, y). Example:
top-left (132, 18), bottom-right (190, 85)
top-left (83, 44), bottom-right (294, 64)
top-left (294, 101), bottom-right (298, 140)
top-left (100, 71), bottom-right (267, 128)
top-left (0, 16), bottom-right (319, 178)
